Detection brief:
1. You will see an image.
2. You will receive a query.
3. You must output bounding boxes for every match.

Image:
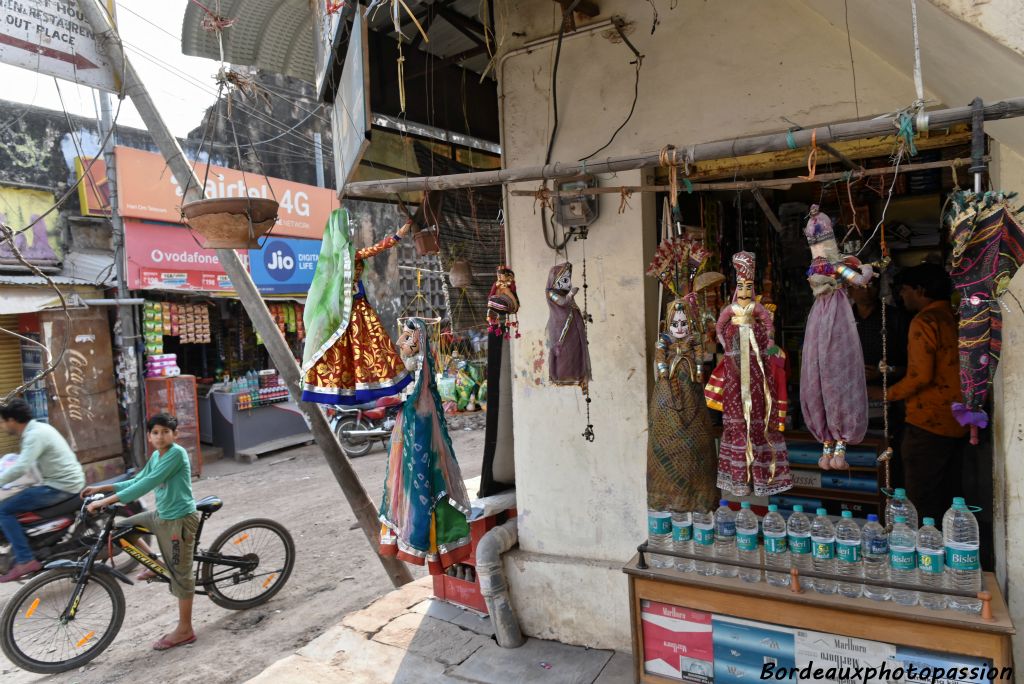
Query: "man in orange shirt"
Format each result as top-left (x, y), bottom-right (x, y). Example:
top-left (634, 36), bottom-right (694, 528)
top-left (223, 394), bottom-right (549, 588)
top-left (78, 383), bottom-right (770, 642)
top-left (882, 264), bottom-right (968, 523)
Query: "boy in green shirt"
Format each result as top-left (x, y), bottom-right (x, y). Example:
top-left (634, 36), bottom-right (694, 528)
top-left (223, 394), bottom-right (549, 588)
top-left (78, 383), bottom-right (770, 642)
top-left (83, 413), bottom-right (199, 651)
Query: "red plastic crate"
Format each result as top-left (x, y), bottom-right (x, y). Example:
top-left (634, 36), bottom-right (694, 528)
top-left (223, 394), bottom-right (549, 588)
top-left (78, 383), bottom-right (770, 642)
top-left (432, 507), bottom-right (518, 613)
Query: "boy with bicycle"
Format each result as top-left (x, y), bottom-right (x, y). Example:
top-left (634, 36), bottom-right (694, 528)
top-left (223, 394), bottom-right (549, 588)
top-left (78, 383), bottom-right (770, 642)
top-left (82, 413), bottom-right (199, 651)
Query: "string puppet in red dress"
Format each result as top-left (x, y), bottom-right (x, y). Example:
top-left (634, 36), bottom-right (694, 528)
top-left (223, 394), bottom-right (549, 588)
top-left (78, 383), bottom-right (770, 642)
top-left (800, 206), bottom-right (874, 470)
top-left (707, 252), bottom-right (792, 497)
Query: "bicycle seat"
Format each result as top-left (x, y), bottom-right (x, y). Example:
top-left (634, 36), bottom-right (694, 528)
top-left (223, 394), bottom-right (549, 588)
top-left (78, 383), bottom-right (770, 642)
top-left (30, 493), bottom-right (81, 518)
top-left (195, 496), bottom-right (223, 514)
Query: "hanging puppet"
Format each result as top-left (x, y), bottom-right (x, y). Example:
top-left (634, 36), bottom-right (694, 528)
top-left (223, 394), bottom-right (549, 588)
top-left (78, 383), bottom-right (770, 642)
top-left (486, 266), bottom-right (521, 338)
top-left (302, 208), bottom-right (412, 404)
top-left (706, 252), bottom-right (792, 497)
top-left (947, 190), bottom-right (1024, 444)
top-left (800, 206), bottom-right (874, 469)
top-left (480, 265), bottom-right (520, 497)
top-left (647, 296), bottom-right (719, 513)
top-left (379, 318), bottom-right (472, 573)
top-left (546, 262), bottom-right (594, 440)
top-left (546, 262), bottom-right (592, 386)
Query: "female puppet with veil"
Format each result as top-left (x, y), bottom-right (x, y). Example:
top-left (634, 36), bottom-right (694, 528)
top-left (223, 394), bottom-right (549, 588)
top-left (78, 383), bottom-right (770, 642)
top-left (379, 318), bottom-right (472, 573)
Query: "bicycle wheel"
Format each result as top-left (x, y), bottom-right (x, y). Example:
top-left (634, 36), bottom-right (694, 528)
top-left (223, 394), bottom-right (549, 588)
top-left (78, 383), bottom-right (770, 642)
top-left (336, 417), bottom-right (373, 457)
top-left (200, 518), bottom-right (295, 610)
top-left (0, 568), bottom-right (125, 675)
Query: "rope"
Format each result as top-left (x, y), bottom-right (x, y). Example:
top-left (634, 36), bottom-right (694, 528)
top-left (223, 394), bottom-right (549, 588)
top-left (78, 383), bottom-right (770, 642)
top-left (799, 129), bottom-right (819, 181)
top-left (896, 111), bottom-right (918, 156)
top-left (910, 0), bottom-right (925, 107)
top-left (618, 187), bottom-right (634, 214)
top-left (659, 145), bottom-right (680, 213)
top-left (786, 129), bottom-right (797, 150)
top-left (532, 185), bottom-right (554, 214)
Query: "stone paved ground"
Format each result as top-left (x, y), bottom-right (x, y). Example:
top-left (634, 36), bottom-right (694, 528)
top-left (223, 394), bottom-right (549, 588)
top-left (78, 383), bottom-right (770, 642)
top-left (245, 577), bottom-right (633, 684)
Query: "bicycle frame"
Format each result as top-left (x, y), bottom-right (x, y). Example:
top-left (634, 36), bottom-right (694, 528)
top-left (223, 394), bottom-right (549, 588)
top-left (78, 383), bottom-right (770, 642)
top-left (53, 504), bottom-right (256, 622)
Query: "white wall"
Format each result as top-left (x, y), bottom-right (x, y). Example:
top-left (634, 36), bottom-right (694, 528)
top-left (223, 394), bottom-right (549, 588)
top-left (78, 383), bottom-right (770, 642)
top-left (989, 141), bottom-right (1024, 670)
top-left (497, 0), bottom-right (929, 649)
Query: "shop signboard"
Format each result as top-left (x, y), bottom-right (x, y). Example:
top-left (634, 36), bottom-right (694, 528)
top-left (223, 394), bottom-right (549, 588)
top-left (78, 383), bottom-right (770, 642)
top-left (0, 185), bottom-right (62, 267)
top-left (77, 147), bottom-right (339, 239)
top-left (248, 237), bottom-right (321, 294)
top-left (641, 600), bottom-right (999, 683)
top-left (0, 0), bottom-right (120, 93)
top-left (124, 220), bottom-right (245, 292)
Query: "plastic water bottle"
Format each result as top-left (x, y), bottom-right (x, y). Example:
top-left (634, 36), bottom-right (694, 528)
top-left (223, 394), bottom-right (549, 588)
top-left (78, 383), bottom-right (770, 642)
top-left (787, 505), bottom-right (813, 587)
top-left (943, 497), bottom-right (982, 614)
top-left (647, 510), bottom-right (672, 568)
top-left (811, 508), bottom-right (837, 595)
top-left (714, 500), bottom-right (738, 578)
top-left (862, 514), bottom-right (891, 601)
top-left (692, 510), bottom-right (715, 576)
top-left (886, 488), bottom-right (919, 530)
top-left (889, 516), bottom-right (919, 606)
top-left (736, 502), bottom-right (761, 583)
top-left (835, 511), bottom-right (863, 599)
top-left (672, 511), bottom-right (694, 573)
top-left (917, 517), bottom-right (947, 610)
top-left (762, 505), bottom-right (790, 587)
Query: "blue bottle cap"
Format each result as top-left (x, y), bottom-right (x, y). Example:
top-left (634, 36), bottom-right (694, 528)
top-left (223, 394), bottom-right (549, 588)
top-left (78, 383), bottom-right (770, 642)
top-left (894, 488), bottom-right (906, 499)
top-left (719, 499), bottom-right (730, 507)
top-left (923, 517), bottom-right (935, 526)
top-left (841, 511), bottom-right (853, 518)
top-left (768, 505), bottom-right (778, 512)
top-left (952, 497), bottom-right (967, 508)
top-left (867, 514), bottom-right (878, 522)
top-left (894, 516), bottom-right (906, 523)
top-left (741, 501), bottom-right (751, 509)
top-left (816, 508), bottom-right (828, 516)
top-left (792, 505), bottom-right (803, 513)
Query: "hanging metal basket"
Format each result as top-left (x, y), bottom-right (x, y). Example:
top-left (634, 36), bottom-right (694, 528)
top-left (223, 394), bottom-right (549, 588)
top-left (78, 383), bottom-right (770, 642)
top-left (182, 197), bottom-right (279, 249)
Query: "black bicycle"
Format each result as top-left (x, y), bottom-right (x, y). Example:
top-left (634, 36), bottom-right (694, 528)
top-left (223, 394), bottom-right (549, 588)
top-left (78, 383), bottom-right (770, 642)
top-left (0, 495), bottom-right (295, 674)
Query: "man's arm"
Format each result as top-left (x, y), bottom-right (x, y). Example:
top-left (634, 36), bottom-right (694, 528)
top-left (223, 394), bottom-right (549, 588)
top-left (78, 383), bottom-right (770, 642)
top-left (112, 450), bottom-right (184, 504)
top-left (0, 428), bottom-right (42, 487)
top-left (888, 316), bottom-right (937, 402)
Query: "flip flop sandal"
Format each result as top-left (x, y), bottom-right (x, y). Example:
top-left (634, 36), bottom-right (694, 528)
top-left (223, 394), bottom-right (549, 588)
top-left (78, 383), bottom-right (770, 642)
top-left (153, 635), bottom-right (197, 651)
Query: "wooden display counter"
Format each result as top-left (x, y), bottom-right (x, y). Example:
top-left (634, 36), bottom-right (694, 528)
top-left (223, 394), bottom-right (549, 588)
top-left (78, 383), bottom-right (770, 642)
top-left (625, 555), bottom-right (1014, 683)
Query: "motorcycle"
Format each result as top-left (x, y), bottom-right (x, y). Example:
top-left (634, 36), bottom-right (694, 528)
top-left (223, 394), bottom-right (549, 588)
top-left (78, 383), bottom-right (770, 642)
top-left (327, 395), bottom-right (404, 457)
top-left (0, 470), bottom-right (146, 575)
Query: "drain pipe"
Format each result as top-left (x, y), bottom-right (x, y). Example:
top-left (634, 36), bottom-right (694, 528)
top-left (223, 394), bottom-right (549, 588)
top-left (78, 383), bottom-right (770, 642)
top-left (475, 518), bottom-right (524, 648)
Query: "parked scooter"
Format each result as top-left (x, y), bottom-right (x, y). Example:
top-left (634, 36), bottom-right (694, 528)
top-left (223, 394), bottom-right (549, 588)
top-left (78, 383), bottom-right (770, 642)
top-left (327, 395), bottom-right (404, 457)
top-left (0, 470), bottom-right (146, 576)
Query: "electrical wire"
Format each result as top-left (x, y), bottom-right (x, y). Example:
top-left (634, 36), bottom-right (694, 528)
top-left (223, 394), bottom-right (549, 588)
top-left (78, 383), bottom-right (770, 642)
top-left (579, 18), bottom-right (643, 162)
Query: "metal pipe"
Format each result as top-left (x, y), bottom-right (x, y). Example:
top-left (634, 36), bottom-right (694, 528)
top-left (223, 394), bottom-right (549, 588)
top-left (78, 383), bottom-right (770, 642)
top-left (343, 96), bottom-right (1024, 196)
top-left (476, 518), bottom-right (524, 648)
top-left (83, 298), bottom-right (145, 306)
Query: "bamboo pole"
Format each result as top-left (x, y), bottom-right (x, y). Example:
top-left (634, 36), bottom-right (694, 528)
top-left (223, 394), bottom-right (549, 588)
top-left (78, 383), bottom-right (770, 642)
top-left (342, 98), bottom-right (1024, 197)
top-left (508, 156), bottom-right (984, 198)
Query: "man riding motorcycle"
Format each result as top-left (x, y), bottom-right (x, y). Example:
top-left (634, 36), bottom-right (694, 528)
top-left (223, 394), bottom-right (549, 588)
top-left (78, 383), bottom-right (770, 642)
top-left (0, 398), bottom-right (86, 582)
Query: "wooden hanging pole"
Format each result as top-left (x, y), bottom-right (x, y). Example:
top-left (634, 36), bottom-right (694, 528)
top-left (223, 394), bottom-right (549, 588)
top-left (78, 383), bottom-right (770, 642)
top-left (343, 98), bottom-right (1024, 196)
top-left (509, 155), bottom-right (985, 198)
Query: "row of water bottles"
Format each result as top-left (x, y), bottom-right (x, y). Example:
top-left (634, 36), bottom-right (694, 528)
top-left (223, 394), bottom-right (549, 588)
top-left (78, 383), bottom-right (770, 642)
top-left (646, 494), bottom-right (982, 615)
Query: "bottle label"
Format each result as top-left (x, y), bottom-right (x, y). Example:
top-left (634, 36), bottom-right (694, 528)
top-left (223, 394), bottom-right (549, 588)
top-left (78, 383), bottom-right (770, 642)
top-left (789, 532), bottom-right (811, 555)
top-left (812, 536), bottom-right (835, 560)
top-left (890, 545), bottom-right (917, 571)
top-left (716, 520), bottom-right (737, 538)
top-left (672, 522), bottom-right (692, 543)
top-left (694, 524), bottom-right (715, 546)
top-left (918, 549), bottom-right (944, 574)
top-left (765, 533), bottom-right (787, 554)
top-left (648, 514), bottom-right (671, 536)
top-left (945, 542), bottom-right (980, 571)
top-left (737, 532), bottom-right (758, 552)
top-left (866, 537), bottom-right (889, 555)
top-left (837, 540), bottom-right (861, 563)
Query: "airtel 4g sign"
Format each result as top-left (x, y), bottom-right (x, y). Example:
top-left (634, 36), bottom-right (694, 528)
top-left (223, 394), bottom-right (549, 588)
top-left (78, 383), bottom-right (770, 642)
top-left (250, 238), bottom-right (320, 294)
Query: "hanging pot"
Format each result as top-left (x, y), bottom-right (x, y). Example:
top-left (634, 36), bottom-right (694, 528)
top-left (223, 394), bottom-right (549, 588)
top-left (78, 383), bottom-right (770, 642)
top-left (410, 190), bottom-right (445, 256)
top-left (182, 197), bottom-right (279, 249)
top-left (449, 258), bottom-right (472, 288)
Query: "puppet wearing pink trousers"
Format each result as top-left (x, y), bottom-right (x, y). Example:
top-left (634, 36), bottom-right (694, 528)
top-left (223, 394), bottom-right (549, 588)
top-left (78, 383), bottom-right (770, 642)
top-left (800, 206), bottom-right (874, 470)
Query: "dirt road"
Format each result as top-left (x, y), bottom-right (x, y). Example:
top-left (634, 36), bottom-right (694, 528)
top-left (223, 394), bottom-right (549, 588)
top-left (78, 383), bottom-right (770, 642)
top-left (0, 422), bottom-right (485, 683)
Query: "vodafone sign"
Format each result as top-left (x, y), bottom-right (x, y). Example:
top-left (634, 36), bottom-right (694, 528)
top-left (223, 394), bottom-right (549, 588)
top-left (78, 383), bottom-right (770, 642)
top-left (125, 220), bottom-right (248, 291)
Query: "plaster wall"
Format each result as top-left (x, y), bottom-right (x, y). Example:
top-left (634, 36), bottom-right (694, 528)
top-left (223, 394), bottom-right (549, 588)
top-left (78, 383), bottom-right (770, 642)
top-left (988, 141), bottom-right (1024, 670)
top-left (498, 0), bottom-right (928, 649)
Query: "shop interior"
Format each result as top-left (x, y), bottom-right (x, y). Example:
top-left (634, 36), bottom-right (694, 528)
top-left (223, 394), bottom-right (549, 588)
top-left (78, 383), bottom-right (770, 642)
top-left (652, 128), bottom-right (995, 569)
